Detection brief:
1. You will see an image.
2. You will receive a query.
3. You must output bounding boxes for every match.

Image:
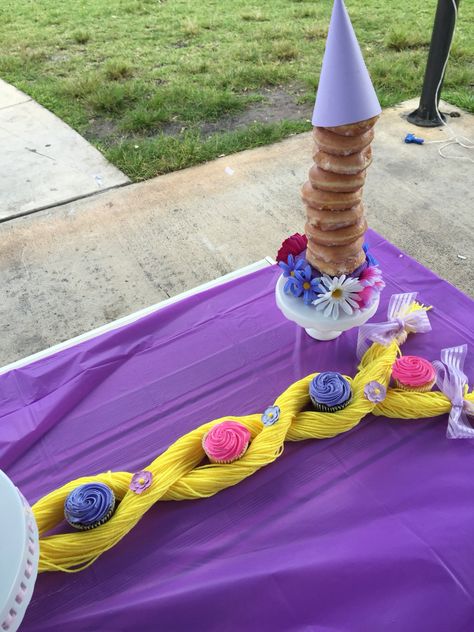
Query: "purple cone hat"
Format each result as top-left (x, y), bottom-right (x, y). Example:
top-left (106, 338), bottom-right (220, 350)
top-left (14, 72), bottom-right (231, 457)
top-left (312, 0), bottom-right (381, 128)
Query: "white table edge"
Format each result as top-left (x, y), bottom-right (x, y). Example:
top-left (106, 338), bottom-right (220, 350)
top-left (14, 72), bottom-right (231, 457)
top-left (0, 258), bottom-right (276, 376)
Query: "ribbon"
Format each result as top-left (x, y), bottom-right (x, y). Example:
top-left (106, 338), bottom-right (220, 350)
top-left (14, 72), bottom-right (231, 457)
top-left (357, 293), bottom-right (431, 359)
top-left (433, 345), bottom-right (474, 439)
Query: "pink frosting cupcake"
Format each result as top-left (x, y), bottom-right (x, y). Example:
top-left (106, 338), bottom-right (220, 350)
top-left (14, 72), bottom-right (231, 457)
top-left (392, 356), bottom-right (436, 392)
top-left (202, 421), bottom-right (251, 464)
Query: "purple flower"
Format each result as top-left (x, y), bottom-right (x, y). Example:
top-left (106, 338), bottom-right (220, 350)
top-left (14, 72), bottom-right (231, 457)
top-left (364, 381), bottom-right (386, 403)
top-left (130, 470), bottom-right (153, 494)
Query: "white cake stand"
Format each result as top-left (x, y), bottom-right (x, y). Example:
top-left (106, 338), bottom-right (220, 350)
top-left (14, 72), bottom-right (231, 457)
top-left (275, 274), bottom-right (380, 340)
top-left (0, 471), bottom-right (39, 632)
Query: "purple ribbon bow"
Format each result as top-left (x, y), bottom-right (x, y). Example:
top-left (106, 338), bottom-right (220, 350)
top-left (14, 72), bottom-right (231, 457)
top-left (433, 345), bottom-right (474, 439)
top-left (357, 293), bottom-right (431, 359)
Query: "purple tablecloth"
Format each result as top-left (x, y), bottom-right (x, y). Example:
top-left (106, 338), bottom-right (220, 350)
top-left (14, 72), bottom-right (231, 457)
top-left (2, 230), bottom-right (474, 631)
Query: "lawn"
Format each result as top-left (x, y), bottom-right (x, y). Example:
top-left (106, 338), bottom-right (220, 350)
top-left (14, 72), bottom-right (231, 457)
top-left (0, 0), bottom-right (472, 181)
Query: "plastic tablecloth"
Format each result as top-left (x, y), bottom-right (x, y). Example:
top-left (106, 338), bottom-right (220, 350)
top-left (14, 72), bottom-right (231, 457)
top-left (1, 230), bottom-right (473, 631)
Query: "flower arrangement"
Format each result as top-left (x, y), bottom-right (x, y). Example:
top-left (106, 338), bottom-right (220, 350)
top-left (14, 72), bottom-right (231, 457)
top-left (277, 234), bottom-right (384, 319)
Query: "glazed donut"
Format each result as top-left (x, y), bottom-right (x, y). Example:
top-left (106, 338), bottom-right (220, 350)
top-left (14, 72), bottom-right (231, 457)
top-left (308, 164), bottom-right (366, 193)
top-left (305, 217), bottom-right (367, 247)
top-left (306, 240), bottom-right (366, 276)
top-left (313, 127), bottom-right (374, 156)
top-left (301, 181), bottom-right (362, 211)
top-left (313, 145), bottom-right (372, 175)
top-left (326, 115), bottom-right (379, 137)
top-left (310, 236), bottom-right (364, 260)
top-left (305, 203), bottom-right (365, 231)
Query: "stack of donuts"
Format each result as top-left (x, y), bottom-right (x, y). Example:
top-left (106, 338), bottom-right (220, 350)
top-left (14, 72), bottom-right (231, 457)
top-left (301, 115), bottom-right (378, 275)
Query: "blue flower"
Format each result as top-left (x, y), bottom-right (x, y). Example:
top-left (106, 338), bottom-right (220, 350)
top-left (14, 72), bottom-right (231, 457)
top-left (280, 255), bottom-right (306, 297)
top-left (295, 264), bottom-right (322, 305)
top-left (280, 256), bottom-right (322, 303)
top-left (278, 254), bottom-right (305, 278)
top-left (284, 275), bottom-right (303, 297)
top-left (262, 405), bottom-right (280, 426)
top-left (363, 243), bottom-right (378, 266)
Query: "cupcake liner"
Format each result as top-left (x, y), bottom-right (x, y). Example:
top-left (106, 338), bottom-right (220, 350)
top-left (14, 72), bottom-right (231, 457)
top-left (208, 442), bottom-right (249, 464)
top-left (393, 378), bottom-right (435, 393)
top-left (201, 431), bottom-right (210, 456)
top-left (311, 395), bottom-right (352, 413)
top-left (68, 502), bottom-right (116, 531)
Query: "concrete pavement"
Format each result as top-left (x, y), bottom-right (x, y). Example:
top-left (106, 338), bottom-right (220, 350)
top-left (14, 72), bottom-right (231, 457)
top-left (0, 79), bottom-right (129, 220)
top-left (0, 98), bottom-right (473, 365)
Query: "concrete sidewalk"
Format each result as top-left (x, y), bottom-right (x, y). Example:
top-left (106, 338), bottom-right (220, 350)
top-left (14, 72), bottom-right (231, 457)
top-left (0, 98), bottom-right (473, 365)
top-left (0, 79), bottom-right (129, 219)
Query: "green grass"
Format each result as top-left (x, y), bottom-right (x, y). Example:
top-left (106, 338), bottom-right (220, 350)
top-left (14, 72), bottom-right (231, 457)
top-left (385, 29), bottom-right (429, 51)
top-left (105, 121), bottom-right (309, 181)
top-left (72, 30), bottom-right (91, 45)
top-left (0, 0), bottom-right (472, 182)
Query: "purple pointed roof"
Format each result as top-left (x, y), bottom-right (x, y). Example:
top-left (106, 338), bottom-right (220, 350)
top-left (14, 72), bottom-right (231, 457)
top-left (312, 0), bottom-right (381, 128)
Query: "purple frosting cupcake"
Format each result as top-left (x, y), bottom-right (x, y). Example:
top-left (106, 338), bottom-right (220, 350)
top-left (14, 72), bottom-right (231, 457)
top-left (309, 372), bottom-right (352, 413)
top-left (64, 482), bottom-right (115, 530)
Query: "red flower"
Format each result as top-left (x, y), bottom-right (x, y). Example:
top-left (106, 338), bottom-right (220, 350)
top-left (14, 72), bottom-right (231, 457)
top-left (276, 233), bottom-right (307, 264)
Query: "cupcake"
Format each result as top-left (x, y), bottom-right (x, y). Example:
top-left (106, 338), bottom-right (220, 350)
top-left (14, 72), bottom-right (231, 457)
top-left (392, 356), bottom-right (435, 392)
top-left (309, 371), bottom-right (352, 412)
top-left (64, 482), bottom-right (115, 530)
top-left (202, 421), bottom-right (251, 464)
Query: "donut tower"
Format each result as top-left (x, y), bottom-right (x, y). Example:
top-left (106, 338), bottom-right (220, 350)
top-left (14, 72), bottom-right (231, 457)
top-left (303, 0), bottom-right (382, 277)
top-left (301, 115), bottom-right (378, 276)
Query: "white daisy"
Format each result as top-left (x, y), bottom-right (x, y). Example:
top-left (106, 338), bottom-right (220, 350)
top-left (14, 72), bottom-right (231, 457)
top-left (312, 274), bottom-right (363, 320)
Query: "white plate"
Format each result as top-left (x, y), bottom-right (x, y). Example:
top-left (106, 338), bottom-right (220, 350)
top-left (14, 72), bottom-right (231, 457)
top-left (0, 471), bottom-right (39, 632)
top-left (275, 274), bottom-right (380, 340)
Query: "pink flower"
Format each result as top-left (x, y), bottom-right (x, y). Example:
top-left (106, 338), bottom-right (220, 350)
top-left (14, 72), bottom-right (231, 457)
top-left (276, 233), bottom-right (307, 264)
top-left (359, 265), bottom-right (384, 288)
top-left (356, 286), bottom-right (376, 309)
top-left (373, 278), bottom-right (385, 291)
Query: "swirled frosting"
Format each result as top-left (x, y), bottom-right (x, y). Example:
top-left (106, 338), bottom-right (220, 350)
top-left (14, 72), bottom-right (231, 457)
top-left (392, 356), bottom-right (435, 387)
top-left (310, 372), bottom-right (352, 407)
top-left (203, 421), bottom-right (250, 463)
top-left (64, 482), bottom-right (115, 528)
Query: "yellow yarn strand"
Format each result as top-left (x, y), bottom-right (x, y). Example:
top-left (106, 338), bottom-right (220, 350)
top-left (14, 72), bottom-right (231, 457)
top-left (374, 386), bottom-right (474, 419)
top-left (32, 302), bottom-right (460, 573)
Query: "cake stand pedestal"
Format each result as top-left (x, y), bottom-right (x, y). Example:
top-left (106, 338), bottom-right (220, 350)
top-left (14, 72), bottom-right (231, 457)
top-left (275, 274), bottom-right (380, 341)
top-left (0, 471), bottom-right (39, 632)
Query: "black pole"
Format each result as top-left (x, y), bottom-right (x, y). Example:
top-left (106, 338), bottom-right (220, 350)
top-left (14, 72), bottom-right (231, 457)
top-left (408, 0), bottom-right (460, 127)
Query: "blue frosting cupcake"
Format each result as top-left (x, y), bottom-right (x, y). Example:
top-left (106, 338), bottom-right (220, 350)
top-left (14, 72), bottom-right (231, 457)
top-left (309, 372), bottom-right (352, 412)
top-left (64, 482), bottom-right (115, 530)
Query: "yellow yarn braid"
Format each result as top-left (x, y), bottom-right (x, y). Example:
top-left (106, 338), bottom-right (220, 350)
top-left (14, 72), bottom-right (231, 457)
top-left (32, 302), bottom-right (464, 573)
top-left (374, 386), bottom-right (474, 419)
